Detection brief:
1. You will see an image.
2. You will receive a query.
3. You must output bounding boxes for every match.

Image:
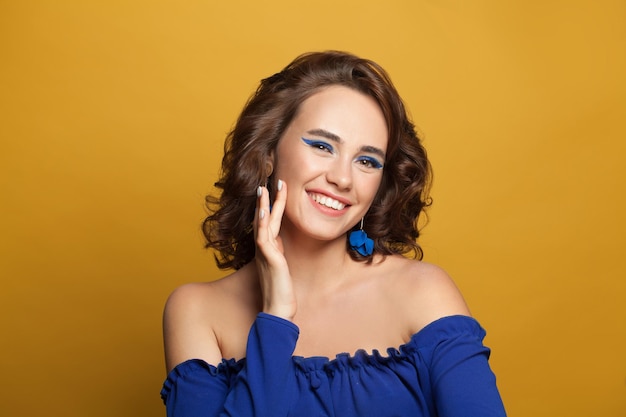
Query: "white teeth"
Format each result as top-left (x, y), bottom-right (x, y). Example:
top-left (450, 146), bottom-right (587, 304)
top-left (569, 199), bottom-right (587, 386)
top-left (309, 193), bottom-right (346, 210)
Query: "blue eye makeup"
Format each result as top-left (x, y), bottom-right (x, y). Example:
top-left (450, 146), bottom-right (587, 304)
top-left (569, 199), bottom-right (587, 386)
top-left (302, 137), bottom-right (334, 153)
top-left (302, 137), bottom-right (384, 170)
top-left (356, 156), bottom-right (384, 170)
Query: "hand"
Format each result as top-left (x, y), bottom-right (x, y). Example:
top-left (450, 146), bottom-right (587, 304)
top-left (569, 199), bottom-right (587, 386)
top-left (254, 180), bottom-right (296, 321)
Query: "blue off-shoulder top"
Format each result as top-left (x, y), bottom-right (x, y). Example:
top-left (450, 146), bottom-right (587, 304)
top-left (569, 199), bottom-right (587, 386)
top-left (161, 313), bottom-right (506, 417)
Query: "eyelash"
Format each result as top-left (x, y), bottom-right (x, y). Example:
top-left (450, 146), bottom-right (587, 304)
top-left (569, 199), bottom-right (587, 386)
top-left (301, 137), bottom-right (384, 170)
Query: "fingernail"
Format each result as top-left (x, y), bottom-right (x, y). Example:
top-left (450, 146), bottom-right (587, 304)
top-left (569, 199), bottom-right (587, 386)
top-left (259, 208), bottom-right (265, 219)
top-left (277, 179), bottom-right (283, 191)
top-left (257, 186), bottom-right (262, 198)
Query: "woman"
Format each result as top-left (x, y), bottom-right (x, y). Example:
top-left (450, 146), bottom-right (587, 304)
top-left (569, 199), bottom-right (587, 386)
top-left (161, 51), bottom-right (506, 416)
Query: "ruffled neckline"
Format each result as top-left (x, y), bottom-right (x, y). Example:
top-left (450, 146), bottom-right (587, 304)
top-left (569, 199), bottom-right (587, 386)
top-left (293, 315), bottom-right (483, 372)
top-left (194, 315), bottom-right (484, 375)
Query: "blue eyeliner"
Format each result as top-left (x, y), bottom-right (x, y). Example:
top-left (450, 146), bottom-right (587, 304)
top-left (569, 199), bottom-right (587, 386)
top-left (357, 156), bottom-right (384, 169)
top-left (302, 137), bottom-right (334, 153)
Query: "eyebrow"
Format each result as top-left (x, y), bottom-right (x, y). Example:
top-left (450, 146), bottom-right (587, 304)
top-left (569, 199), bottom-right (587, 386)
top-left (305, 128), bottom-right (386, 160)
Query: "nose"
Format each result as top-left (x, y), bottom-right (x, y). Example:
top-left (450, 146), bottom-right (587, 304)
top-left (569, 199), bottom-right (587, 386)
top-left (326, 157), bottom-right (353, 190)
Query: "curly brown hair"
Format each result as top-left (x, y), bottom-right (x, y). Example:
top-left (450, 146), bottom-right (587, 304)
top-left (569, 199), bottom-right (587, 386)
top-left (203, 51), bottom-right (432, 270)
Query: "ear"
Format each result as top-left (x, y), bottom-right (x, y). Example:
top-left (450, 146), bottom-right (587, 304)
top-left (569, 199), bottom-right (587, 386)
top-left (266, 150), bottom-right (275, 177)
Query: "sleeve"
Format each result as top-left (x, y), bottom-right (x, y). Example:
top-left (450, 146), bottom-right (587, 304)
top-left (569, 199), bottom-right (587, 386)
top-left (161, 312), bottom-right (299, 417)
top-left (427, 317), bottom-right (507, 417)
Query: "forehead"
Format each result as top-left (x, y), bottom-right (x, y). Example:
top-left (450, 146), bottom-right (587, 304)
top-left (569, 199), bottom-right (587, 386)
top-left (287, 85), bottom-right (388, 149)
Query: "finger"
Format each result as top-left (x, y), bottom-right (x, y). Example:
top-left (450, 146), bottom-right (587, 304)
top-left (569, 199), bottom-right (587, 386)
top-left (255, 185), bottom-right (266, 222)
top-left (255, 185), bottom-right (273, 247)
top-left (268, 179), bottom-right (287, 234)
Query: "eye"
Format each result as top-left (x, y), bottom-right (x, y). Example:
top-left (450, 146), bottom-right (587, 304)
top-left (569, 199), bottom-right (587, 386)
top-left (356, 156), bottom-right (384, 170)
top-left (302, 138), bottom-right (334, 153)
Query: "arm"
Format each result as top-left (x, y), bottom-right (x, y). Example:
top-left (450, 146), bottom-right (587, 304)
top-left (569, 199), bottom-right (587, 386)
top-left (162, 312), bottom-right (299, 417)
top-left (430, 321), bottom-right (507, 417)
top-left (404, 264), bottom-right (506, 416)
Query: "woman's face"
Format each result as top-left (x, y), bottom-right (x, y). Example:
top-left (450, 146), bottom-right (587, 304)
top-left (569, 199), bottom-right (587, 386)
top-left (272, 85), bottom-right (388, 243)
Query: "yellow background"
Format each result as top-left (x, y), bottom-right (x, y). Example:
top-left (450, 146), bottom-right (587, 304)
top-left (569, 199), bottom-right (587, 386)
top-left (1, 1), bottom-right (625, 416)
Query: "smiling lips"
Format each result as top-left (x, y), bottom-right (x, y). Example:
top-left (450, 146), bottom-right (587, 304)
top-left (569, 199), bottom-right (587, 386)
top-left (307, 192), bottom-right (348, 210)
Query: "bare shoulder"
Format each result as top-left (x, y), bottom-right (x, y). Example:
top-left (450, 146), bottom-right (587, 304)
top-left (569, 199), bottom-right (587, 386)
top-left (381, 256), bottom-right (471, 334)
top-left (163, 265), bottom-right (258, 372)
top-left (162, 280), bottom-right (223, 372)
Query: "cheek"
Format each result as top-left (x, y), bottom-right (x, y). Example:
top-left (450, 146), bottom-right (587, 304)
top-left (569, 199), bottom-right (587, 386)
top-left (276, 152), bottom-right (324, 181)
top-left (275, 159), bottom-right (301, 181)
top-left (362, 174), bottom-right (384, 198)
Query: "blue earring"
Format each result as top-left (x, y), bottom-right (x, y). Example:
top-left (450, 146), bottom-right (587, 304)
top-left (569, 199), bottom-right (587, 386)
top-left (349, 218), bottom-right (374, 256)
